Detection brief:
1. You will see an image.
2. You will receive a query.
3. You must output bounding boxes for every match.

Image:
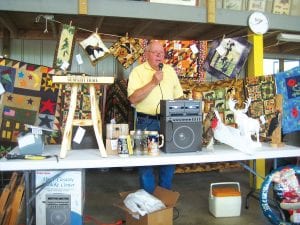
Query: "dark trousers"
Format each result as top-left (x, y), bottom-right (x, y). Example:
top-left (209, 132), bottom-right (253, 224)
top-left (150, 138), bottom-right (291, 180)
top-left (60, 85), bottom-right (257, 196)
top-left (136, 116), bottom-right (175, 193)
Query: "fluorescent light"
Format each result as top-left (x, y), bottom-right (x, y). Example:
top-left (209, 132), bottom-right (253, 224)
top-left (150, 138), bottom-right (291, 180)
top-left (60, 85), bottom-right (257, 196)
top-left (277, 33), bottom-right (300, 43)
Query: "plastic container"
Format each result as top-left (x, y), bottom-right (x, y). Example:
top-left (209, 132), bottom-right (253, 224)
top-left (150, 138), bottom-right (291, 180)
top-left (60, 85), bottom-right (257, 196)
top-left (209, 182), bottom-right (241, 217)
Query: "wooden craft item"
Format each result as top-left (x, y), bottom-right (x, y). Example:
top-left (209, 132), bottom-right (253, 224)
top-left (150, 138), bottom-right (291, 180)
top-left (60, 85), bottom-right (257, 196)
top-left (53, 75), bottom-right (114, 158)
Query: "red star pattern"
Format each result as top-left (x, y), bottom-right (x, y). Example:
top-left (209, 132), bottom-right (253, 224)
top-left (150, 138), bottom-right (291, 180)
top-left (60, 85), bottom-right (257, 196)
top-left (40, 99), bottom-right (56, 114)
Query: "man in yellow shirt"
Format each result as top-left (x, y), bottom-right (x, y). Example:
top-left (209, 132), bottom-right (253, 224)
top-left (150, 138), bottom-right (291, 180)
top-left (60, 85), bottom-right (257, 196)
top-left (127, 40), bottom-right (183, 193)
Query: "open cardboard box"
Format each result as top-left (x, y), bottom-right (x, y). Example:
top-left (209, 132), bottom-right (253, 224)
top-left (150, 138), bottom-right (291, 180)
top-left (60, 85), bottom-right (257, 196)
top-left (116, 186), bottom-right (180, 225)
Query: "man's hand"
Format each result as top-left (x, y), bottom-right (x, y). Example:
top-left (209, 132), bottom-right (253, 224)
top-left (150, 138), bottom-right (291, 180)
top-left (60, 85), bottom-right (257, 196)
top-left (152, 71), bottom-right (163, 85)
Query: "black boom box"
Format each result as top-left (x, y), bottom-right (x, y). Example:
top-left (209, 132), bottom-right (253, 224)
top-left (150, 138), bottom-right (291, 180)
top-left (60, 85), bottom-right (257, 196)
top-left (160, 100), bottom-right (202, 153)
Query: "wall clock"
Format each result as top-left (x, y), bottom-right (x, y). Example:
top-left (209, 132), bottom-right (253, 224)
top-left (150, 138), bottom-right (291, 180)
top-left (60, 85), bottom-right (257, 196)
top-left (248, 12), bottom-right (269, 35)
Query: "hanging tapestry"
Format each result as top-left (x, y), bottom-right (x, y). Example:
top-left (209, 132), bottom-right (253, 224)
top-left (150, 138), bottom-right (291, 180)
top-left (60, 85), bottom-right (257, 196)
top-left (79, 33), bottom-right (110, 66)
top-left (0, 58), bottom-right (61, 145)
top-left (53, 24), bottom-right (76, 70)
top-left (105, 79), bottom-right (134, 130)
top-left (59, 84), bottom-right (102, 130)
top-left (275, 66), bottom-right (300, 134)
top-left (204, 37), bottom-right (252, 79)
top-left (109, 36), bottom-right (144, 69)
top-left (245, 75), bottom-right (276, 139)
top-left (191, 78), bottom-right (245, 146)
top-left (138, 40), bottom-right (207, 80)
top-left (163, 40), bottom-right (207, 80)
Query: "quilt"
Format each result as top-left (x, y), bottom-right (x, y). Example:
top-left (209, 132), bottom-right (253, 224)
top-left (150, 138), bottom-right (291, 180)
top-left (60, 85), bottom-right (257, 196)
top-left (275, 66), bottom-right (300, 134)
top-left (0, 58), bottom-right (61, 146)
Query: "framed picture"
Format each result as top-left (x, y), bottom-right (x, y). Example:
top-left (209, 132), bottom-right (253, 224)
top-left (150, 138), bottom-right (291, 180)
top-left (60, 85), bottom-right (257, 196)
top-left (248, 0), bottom-right (266, 12)
top-left (204, 37), bottom-right (252, 79)
top-left (272, 0), bottom-right (291, 15)
top-left (223, 0), bottom-right (243, 10)
top-left (79, 33), bottom-right (110, 66)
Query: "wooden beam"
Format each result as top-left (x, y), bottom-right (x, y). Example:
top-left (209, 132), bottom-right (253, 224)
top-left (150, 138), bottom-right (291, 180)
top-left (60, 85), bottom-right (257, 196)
top-left (0, 15), bottom-right (17, 38)
top-left (206, 0), bottom-right (216, 23)
top-left (52, 75), bottom-right (114, 84)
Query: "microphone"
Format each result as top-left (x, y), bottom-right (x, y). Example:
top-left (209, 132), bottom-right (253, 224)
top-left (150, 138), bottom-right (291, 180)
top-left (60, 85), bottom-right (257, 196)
top-left (158, 63), bottom-right (163, 71)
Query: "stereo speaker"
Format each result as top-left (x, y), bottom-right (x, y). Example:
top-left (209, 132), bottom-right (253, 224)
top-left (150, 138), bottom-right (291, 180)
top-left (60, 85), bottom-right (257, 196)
top-left (160, 116), bottom-right (202, 153)
top-left (46, 194), bottom-right (71, 225)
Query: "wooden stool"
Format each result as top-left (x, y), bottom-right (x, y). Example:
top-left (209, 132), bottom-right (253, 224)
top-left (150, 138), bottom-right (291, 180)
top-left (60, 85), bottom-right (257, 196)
top-left (53, 75), bottom-right (114, 158)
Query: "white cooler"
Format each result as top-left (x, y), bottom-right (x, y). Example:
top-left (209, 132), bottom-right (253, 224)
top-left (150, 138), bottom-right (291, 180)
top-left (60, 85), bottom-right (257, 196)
top-left (209, 182), bottom-right (241, 217)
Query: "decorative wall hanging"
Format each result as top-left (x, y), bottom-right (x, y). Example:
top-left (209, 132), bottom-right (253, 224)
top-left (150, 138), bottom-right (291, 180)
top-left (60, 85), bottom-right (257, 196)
top-left (204, 37), bottom-right (252, 80)
top-left (0, 58), bottom-right (61, 145)
top-left (109, 36), bottom-right (144, 69)
top-left (275, 66), bottom-right (300, 134)
top-left (79, 33), bottom-right (110, 66)
top-left (105, 79), bottom-right (134, 130)
top-left (59, 83), bottom-right (102, 129)
top-left (190, 78), bottom-right (245, 146)
top-left (245, 75), bottom-right (276, 139)
top-left (163, 40), bottom-right (207, 80)
top-left (248, 0), bottom-right (266, 12)
top-left (223, 0), bottom-right (243, 10)
top-left (53, 24), bottom-right (76, 70)
top-left (272, 0), bottom-right (291, 15)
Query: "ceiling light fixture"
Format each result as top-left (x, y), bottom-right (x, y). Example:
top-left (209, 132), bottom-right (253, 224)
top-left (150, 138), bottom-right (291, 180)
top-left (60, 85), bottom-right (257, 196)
top-left (277, 33), bottom-right (300, 43)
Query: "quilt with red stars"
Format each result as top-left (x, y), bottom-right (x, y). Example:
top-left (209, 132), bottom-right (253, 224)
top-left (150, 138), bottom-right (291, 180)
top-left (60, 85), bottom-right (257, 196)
top-left (0, 58), bottom-right (62, 147)
top-left (275, 66), bottom-right (300, 134)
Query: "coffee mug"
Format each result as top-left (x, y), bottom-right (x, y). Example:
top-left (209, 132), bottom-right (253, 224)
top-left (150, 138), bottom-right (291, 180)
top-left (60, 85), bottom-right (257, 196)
top-left (147, 131), bottom-right (164, 156)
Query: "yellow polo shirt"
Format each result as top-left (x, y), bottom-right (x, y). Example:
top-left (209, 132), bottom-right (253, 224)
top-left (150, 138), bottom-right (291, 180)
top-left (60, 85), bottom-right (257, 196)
top-left (128, 62), bottom-right (183, 115)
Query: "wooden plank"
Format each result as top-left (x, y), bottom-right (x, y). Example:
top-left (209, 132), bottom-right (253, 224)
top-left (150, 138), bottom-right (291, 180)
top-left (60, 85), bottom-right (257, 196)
top-left (60, 84), bottom-right (79, 158)
top-left (52, 75), bottom-right (114, 84)
top-left (7, 175), bottom-right (24, 225)
top-left (89, 84), bottom-right (107, 157)
top-left (72, 119), bottom-right (93, 126)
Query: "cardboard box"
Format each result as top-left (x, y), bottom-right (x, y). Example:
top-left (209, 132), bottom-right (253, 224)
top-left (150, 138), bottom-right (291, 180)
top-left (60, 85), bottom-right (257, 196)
top-left (35, 170), bottom-right (85, 225)
top-left (117, 186), bottom-right (179, 225)
top-left (106, 138), bottom-right (119, 155)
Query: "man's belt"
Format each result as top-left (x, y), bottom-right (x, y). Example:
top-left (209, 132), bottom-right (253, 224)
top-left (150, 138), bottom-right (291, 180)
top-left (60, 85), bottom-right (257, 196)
top-left (136, 112), bottom-right (160, 120)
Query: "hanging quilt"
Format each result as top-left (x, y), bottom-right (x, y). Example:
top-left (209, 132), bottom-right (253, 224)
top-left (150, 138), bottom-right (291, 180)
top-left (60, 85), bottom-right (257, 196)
top-left (204, 37), bottom-right (252, 79)
top-left (59, 84), bottom-right (102, 130)
top-left (0, 58), bottom-right (61, 145)
top-left (138, 40), bottom-right (207, 80)
top-left (275, 66), bottom-right (300, 134)
top-left (109, 36), bottom-right (144, 69)
top-left (190, 78), bottom-right (245, 146)
top-left (245, 75), bottom-right (276, 139)
top-left (53, 24), bottom-right (76, 70)
top-left (163, 40), bottom-right (207, 80)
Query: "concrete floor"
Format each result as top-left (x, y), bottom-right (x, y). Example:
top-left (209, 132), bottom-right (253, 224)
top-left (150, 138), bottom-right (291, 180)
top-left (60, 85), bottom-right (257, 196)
top-left (84, 167), bottom-right (273, 225)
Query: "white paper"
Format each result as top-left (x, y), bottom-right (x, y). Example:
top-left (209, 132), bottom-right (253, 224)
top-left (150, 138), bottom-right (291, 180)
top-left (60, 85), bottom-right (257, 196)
top-left (32, 127), bottom-right (43, 135)
top-left (60, 61), bottom-right (70, 71)
top-left (0, 82), bottom-right (5, 95)
top-left (18, 133), bottom-right (35, 148)
top-left (174, 42), bottom-right (181, 50)
top-left (110, 139), bottom-right (118, 150)
top-left (216, 45), bottom-right (226, 56)
top-left (190, 44), bottom-right (199, 54)
top-left (76, 54), bottom-right (83, 65)
top-left (73, 127), bottom-right (86, 144)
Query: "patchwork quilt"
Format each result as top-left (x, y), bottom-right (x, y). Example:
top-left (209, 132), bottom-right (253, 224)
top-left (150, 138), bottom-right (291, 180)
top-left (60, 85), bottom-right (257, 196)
top-left (275, 66), bottom-right (300, 134)
top-left (0, 58), bottom-right (61, 146)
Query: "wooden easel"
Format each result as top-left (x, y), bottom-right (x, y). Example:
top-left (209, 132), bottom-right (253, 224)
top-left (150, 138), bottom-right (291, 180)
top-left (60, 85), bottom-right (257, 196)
top-left (53, 74), bottom-right (114, 158)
